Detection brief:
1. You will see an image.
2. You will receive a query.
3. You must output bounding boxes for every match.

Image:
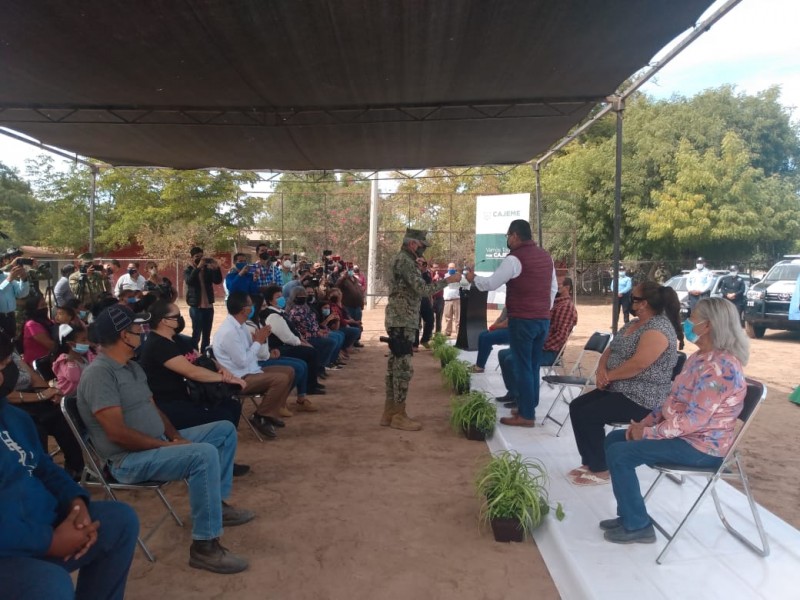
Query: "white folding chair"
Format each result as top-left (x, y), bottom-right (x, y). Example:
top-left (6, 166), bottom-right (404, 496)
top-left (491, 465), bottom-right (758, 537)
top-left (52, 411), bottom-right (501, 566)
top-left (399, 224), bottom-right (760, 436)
top-left (541, 331), bottom-right (612, 436)
top-left (541, 326), bottom-right (576, 384)
top-left (61, 396), bottom-right (184, 562)
top-left (643, 378), bottom-right (770, 564)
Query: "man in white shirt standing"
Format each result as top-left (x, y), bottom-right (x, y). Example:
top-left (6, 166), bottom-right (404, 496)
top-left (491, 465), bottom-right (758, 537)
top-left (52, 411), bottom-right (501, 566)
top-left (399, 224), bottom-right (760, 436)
top-left (685, 256), bottom-right (713, 315)
top-left (213, 292), bottom-right (295, 439)
top-left (465, 220), bottom-right (557, 428)
top-left (113, 262), bottom-right (146, 298)
top-left (443, 262), bottom-right (461, 336)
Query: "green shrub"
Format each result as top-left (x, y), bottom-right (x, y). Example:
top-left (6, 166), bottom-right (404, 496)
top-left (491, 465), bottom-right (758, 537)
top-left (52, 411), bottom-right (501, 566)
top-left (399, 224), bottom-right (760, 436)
top-left (442, 359), bottom-right (471, 393)
top-left (450, 390), bottom-right (497, 435)
top-left (433, 343), bottom-right (459, 366)
top-left (430, 332), bottom-right (448, 351)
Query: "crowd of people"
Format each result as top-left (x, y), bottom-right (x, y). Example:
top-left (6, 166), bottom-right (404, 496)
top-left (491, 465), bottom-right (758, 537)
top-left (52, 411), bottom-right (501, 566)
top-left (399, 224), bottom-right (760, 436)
top-left (0, 243), bottom-right (367, 595)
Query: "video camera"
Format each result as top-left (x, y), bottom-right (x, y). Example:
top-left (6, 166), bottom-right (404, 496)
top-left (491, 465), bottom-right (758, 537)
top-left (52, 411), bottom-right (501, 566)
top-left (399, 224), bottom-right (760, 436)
top-left (3, 247), bottom-right (22, 261)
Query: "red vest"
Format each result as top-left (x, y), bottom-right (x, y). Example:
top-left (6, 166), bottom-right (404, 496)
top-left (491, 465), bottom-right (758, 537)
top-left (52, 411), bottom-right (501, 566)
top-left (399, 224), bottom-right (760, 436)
top-left (506, 241), bottom-right (553, 319)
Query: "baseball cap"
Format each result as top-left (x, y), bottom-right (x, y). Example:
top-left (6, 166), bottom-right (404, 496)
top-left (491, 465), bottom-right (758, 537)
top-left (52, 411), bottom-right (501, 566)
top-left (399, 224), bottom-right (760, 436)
top-left (92, 305), bottom-right (150, 344)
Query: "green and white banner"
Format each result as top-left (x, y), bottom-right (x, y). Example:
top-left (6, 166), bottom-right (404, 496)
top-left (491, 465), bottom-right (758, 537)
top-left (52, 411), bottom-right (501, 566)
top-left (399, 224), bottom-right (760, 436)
top-left (474, 193), bottom-right (530, 304)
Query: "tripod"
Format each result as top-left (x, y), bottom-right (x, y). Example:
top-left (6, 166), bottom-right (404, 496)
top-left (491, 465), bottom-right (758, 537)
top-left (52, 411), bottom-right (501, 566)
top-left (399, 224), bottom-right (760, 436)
top-left (43, 280), bottom-right (56, 314)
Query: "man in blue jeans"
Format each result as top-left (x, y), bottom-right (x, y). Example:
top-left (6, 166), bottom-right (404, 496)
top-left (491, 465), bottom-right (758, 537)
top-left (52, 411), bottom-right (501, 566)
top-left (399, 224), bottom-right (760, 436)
top-left (184, 246), bottom-right (223, 353)
top-left (471, 307), bottom-right (510, 373)
top-left (0, 330), bottom-right (138, 600)
top-left (466, 219), bottom-right (556, 427)
top-left (77, 305), bottom-right (255, 574)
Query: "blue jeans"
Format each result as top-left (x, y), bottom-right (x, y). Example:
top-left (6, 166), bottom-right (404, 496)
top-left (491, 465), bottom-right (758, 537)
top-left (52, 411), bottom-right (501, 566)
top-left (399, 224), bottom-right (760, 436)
top-left (259, 356), bottom-right (308, 395)
top-left (189, 306), bottom-right (214, 352)
top-left (347, 306), bottom-right (363, 322)
top-left (110, 421), bottom-right (237, 540)
top-left (499, 346), bottom-right (559, 400)
top-left (309, 336), bottom-right (338, 368)
top-left (340, 325), bottom-right (361, 348)
top-left (0, 501), bottom-right (138, 600)
top-left (475, 328), bottom-right (510, 369)
top-left (507, 317), bottom-right (550, 420)
top-left (605, 429), bottom-right (723, 530)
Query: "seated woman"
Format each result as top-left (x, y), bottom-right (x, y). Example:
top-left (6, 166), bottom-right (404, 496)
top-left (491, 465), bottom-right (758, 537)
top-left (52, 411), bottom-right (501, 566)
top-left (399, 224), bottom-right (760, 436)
top-left (327, 289), bottom-right (362, 355)
top-left (138, 300), bottom-right (248, 442)
top-left (567, 281), bottom-right (683, 486)
top-left (52, 324), bottom-right (95, 398)
top-left (22, 296), bottom-right (57, 367)
top-left (287, 287), bottom-right (343, 370)
top-left (600, 298), bottom-right (749, 543)
top-left (2, 337), bottom-right (84, 479)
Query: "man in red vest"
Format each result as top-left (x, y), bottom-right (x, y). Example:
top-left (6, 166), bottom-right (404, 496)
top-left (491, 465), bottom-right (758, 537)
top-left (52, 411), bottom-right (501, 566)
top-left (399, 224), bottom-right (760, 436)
top-left (466, 219), bottom-right (556, 427)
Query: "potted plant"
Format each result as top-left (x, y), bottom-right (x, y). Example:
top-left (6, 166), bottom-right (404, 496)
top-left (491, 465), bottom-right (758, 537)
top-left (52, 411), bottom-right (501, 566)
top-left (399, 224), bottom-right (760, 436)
top-left (475, 450), bottom-right (564, 543)
top-left (433, 343), bottom-right (459, 368)
top-left (450, 391), bottom-right (496, 440)
top-left (430, 332), bottom-right (448, 352)
top-left (442, 359), bottom-right (471, 394)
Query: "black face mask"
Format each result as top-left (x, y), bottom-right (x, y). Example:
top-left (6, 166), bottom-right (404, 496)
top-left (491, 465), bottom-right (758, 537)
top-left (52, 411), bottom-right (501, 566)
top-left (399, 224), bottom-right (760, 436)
top-left (0, 361), bottom-right (20, 398)
top-left (259, 252), bottom-right (271, 261)
top-left (174, 315), bottom-right (186, 335)
top-left (414, 245), bottom-right (425, 258)
top-left (295, 297), bottom-right (307, 305)
top-left (34, 308), bottom-right (50, 321)
top-left (629, 307), bottom-right (638, 317)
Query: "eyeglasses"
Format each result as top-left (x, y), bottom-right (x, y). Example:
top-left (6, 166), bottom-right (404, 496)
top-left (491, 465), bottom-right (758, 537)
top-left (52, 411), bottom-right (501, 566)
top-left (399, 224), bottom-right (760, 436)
top-left (631, 295), bottom-right (646, 303)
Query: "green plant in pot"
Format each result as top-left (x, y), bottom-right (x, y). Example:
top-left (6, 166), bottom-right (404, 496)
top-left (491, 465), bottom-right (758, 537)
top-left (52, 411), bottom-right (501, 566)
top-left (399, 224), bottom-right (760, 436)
top-left (450, 390), bottom-right (496, 440)
top-left (433, 343), bottom-right (459, 367)
top-left (442, 359), bottom-right (471, 394)
top-left (475, 450), bottom-right (564, 542)
top-left (430, 332), bottom-right (448, 352)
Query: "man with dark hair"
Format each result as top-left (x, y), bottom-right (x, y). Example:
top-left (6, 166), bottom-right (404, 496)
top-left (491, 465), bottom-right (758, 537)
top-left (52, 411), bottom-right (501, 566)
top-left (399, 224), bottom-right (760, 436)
top-left (184, 246), bottom-right (223, 352)
top-left (466, 219), bottom-right (557, 427)
top-left (78, 305), bottom-right (253, 574)
top-left (213, 292), bottom-right (295, 439)
top-left (0, 330), bottom-right (139, 600)
top-left (383, 229), bottom-right (460, 430)
top-left (225, 253), bottom-right (259, 296)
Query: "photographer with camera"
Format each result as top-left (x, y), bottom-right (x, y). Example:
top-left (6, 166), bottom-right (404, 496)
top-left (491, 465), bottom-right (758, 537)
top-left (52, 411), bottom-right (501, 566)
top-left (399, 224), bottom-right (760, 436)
top-left (68, 253), bottom-right (109, 306)
top-left (0, 250), bottom-right (30, 337)
top-left (251, 243), bottom-right (280, 289)
top-left (184, 246), bottom-right (223, 353)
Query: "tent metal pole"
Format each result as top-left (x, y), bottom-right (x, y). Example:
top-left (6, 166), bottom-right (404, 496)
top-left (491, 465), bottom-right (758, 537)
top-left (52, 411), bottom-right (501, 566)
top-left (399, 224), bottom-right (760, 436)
top-left (610, 96), bottom-right (624, 335)
top-left (534, 164), bottom-right (543, 245)
top-left (366, 174), bottom-right (379, 310)
top-left (89, 165), bottom-right (98, 254)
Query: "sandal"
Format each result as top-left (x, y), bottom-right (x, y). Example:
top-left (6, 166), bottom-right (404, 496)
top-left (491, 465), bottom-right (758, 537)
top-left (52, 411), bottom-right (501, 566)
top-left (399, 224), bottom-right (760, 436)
top-left (570, 471), bottom-right (610, 486)
top-left (567, 465), bottom-right (589, 478)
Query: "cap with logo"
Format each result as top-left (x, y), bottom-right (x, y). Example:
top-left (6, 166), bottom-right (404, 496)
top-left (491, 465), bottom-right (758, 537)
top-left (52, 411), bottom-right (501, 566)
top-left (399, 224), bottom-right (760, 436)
top-left (92, 305), bottom-right (150, 344)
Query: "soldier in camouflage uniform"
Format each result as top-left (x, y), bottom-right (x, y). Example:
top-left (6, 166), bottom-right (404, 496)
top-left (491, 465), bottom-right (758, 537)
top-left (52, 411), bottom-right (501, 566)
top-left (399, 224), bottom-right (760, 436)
top-left (68, 253), bottom-right (111, 307)
top-left (382, 229), bottom-right (461, 431)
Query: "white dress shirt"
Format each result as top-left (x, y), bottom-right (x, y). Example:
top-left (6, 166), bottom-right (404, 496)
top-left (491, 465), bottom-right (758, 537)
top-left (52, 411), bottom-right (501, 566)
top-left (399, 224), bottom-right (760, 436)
top-left (212, 314), bottom-right (263, 377)
top-left (473, 255), bottom-right (558, 308)
top-left (114, 273), bottom-right (146, 297)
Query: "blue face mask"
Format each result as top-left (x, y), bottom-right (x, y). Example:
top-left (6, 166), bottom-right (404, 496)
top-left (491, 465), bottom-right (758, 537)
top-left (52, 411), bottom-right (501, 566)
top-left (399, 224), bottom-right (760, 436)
top-left (248, 306), bottom-right (256, 320)
top-left (348, 270), bottom-right (354, 277)
top-left (126, 297), bottom-right (138, 304)
top-left (276, 296), bottom-right (287, 309)
top-left (79, 310), bottom-right (88, 320)
top-left (448, 269), bottom-right (456, 275)
top-left (322, 308), bottom-right (331, 317)
top-left (235, 262), bottom-right (247, 271)
top-left (683, 319), bottom-right (704, 344)
top-left (74, 343), bottom-right (91, 354)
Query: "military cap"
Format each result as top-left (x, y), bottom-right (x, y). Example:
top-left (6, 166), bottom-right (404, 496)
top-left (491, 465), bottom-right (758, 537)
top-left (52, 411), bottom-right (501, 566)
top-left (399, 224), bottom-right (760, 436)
top-left (404, 228), bottom-right (430, 246)
top-left (77, 252), bottom-right (94, 261)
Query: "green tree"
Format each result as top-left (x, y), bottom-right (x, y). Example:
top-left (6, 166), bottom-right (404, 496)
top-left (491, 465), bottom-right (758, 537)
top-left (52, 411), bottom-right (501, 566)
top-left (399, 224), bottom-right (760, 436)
top-left (0, 163), bottom-right (39, 245)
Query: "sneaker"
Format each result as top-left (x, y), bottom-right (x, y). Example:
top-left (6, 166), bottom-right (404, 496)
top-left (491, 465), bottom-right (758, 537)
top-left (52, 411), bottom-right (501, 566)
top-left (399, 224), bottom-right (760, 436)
top-left (603, 523), bottom-right (656, 544)
top-left (249, 415), bottom-right (277, 439)
top-left (221, 501), bottom-right (255, 527)
top-left (189, 538), bottom-right (248, 574)
top-left (598, 517), bottom-right (622, 530)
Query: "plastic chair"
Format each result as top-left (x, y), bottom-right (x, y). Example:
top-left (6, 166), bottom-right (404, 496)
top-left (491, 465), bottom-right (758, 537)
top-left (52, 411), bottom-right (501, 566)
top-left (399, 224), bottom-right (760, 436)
top-left (60, 396), bottom-right (184, 562)
top-left (642, 378), bottom-right (770, 564)
top-left (541, 331), bottom-right (612, 436)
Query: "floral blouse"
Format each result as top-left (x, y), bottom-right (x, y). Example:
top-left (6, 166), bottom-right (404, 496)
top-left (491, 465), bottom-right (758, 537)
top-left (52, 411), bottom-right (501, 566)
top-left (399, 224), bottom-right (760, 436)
top-left (642, 349), bottom-right (747, 457)
top-left (287, 305), bottom-right (321, 339)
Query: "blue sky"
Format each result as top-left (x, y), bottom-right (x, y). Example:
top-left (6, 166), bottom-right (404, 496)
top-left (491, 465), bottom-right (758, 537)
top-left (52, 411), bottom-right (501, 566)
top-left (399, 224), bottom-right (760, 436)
top-left (1, 0), bottom-right (798, 175)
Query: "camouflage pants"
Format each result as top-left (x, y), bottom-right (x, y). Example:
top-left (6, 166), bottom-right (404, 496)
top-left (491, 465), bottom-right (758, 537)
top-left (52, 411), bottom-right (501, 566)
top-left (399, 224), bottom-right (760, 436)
top-left (385, 327), bottom-right (415, 405)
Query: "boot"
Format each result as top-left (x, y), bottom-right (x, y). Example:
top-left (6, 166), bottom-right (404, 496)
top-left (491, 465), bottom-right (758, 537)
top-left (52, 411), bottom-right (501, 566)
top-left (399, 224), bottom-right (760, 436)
top-left (379, 398), bottom-right (398, 426)
top-left (390, 404), bottom-right (422, 431)
top-left (189, 538), bottom-right (249, 574)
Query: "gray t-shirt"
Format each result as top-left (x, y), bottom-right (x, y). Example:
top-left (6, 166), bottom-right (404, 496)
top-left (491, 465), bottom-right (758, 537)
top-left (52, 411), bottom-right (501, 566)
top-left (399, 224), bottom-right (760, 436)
top-left (77, 353), bottom-right (165, 465)
top-left (606, 314), bottom-right (678, 410)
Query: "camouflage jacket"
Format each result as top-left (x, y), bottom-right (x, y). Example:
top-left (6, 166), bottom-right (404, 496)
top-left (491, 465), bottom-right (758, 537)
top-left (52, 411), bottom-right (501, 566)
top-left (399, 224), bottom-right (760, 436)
top-left (68, 271), bottom-right (110, 304)
top-left (385, 248), bottom-right (447, 330)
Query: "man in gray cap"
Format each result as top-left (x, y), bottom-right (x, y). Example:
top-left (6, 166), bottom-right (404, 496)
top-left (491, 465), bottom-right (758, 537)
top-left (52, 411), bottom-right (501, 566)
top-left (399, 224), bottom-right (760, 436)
top-left (382, 229), bottom-right (460, 430)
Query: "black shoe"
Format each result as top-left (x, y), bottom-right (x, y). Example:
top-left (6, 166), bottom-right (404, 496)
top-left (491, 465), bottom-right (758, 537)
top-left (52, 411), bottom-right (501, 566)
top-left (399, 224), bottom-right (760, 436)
top-left (353, 341), bottom-right (364, 348)
top-left (233, 463), bottom-right (250, 477)
top-left (190, 538), bottom-right (249, 574)
top-left (603, 524), bottom-right (656, 544)
top-left (495, 393), bottom-right (513, 403)
top-left (221, 501), bottom-right (256, 527)
top-left (263, 416), bottom-right (285, 428)
top-left (314, 383), bottom-right (326, 390)
top-left (250, 415), bottom-right (277, 438)
top-left (309, 388), bottom-right (326, 395)
top-left (503, 401), bottom-right (518, 408)
top-left (599, 517), bottom-right (622, 531)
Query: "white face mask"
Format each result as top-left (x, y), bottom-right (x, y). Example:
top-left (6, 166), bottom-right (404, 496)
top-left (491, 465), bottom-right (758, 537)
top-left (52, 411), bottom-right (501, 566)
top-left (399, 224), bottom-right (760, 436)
top-left (283, 260), bottom-right (293, 269)
top-left (696, 263), bottom-right (704, 270)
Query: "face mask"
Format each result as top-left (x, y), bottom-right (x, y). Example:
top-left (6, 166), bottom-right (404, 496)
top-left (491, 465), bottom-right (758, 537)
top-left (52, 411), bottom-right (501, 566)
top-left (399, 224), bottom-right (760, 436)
top-left (283, 260), bottom-right (293, 269)
top-left (248, 306), bottom-right (256, 320)
top-left (414, 245), bottom-right (425, 258)
top-left (73, 343), bottom-right (91, 354)
top-left (235, 262), bottom-right (247, 271)
top-left (128, 269), bottom-right (136, 276)
top-left (174, 315), bottom-right (186, 335)
top-left (126, 297), bottom-right (138, 304)
top-left (0, 361), bottom-right (20, 398)
top-left (79, 310), bottom-right (88, 320)
top-left (696, 264), bottom-right (704, 270)
top-left (276, 296), bottom-right (287, 309)
top-left (448, 269), bottom-right (456, 275)
top-left (35, 308), bottom-right (49, 320)
top-left (322, 308), bottom-right (331, 317)
top-left (295, 297), bottom-right (307, 305)
top-left (259, 252), bottom-right (271, 261)
top-left (123, 330), bottom-right (142, 351)
top-left (149, 268), bottom-right (158, 275)
top-left (683, 319), bottom-right (704, 344)
top-left (629, 307), bottom-right (638, 317)
top-left (348, 270), bottom-right (354, 277)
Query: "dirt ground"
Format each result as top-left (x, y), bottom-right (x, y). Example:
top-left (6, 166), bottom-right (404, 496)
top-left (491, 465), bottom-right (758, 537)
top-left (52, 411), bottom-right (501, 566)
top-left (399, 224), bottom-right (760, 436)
top-left (107, 297), bottom-right (797, 599)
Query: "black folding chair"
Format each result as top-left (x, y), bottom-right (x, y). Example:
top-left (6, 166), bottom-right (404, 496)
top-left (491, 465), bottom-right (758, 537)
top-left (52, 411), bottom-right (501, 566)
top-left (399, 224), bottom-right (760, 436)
top-left (60, 396), bottom-right (184, 562)
top-left (643, 379), bottom-right (770, 564)
top-left (205, 345), bottom-right (264, 441)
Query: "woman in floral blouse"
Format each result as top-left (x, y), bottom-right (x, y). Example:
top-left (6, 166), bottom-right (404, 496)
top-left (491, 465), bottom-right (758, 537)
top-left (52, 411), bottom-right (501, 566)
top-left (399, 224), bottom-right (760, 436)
top-left (600, 297), bottom-right (749, 544)
top-left (286, 287), bottom-right (343, 369)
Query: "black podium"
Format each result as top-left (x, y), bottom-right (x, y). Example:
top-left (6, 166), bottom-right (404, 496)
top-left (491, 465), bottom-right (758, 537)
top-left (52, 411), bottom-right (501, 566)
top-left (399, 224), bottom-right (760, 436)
top-left (455, 286), bottom-right (488, 351)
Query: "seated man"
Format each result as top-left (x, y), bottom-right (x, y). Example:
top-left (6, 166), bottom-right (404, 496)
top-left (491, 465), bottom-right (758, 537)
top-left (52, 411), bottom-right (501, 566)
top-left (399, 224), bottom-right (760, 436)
top-left (0, 330), bottom-right (138, 600)
top-left (471, 307), bottom-right (510, 373)
top-left (77, 305), bottom-right (254, 574)
top-left (499, 277), bottom-right (578, 406)
top-left (213, 292), bottom-right (296, 439)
